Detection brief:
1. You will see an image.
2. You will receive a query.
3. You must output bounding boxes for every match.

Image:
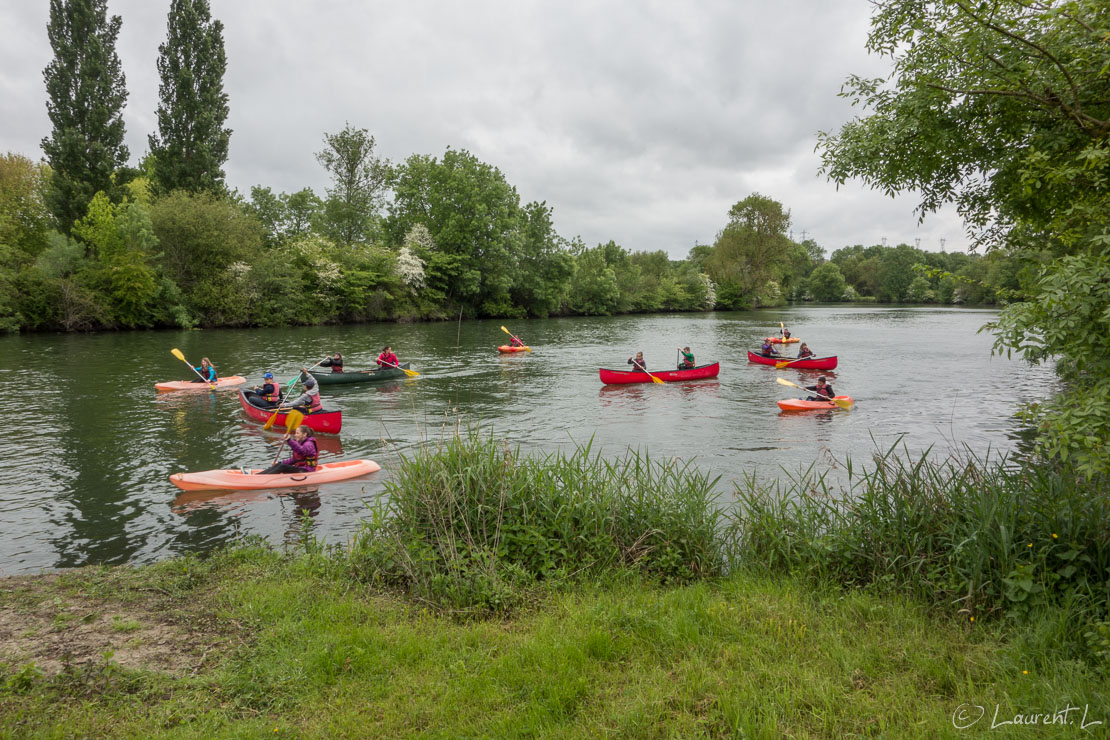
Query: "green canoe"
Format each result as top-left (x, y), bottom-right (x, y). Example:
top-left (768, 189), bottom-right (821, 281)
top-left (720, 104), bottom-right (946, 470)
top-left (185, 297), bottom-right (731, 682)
top-left (307, 364), bottom-right (412, 385)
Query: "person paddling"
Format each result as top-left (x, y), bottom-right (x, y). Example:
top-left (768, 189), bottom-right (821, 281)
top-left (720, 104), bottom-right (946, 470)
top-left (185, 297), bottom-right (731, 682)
top-left (781, 327), bottom-right (792, 340)
top-left (258, 425), bottom-right (318, 475)
top-left (628, 351), bottom-right (648, 372)
top-left (244, 371), bottom-right (280, 408)
top-left (319, 352), bottom-right (344, 373)
top-left (677, 346), bottom-right (695, 369)
top-left (285, 374), bottom-right (323, 414)
top-left (797, 343), bottom-right (814, 359)
top-left (190, 357), bottom-right (218, 383)
top-left (509, 334), bottom-right (525, 348)
top-left (805, 376), bottom-right (836, 402)
top-left (376, 345), bottom-right (400, 369)
top-left (760, 340), bottom-right (779, 358)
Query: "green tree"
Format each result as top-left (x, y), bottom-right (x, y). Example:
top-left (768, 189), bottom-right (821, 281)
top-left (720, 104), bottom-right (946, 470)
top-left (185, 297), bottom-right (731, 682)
top-left (509, 201), bottom-right (574, 317)
top-left (316, 124), bottom-right (391, 245)
top-left (806, 262), bottom-right (848, 301)
top-left (148, 0), bottom-right (231, 194)
top-left (818, 0), bottom-right (1110, 476)
top-left (705, 194), bottom-right (793, 307)
top-left (387, 148), bottom-right (520, 314)
top-left (0, 153), bottom-right (52, 258)
top-left (41, 0), bottom-right (129, 230)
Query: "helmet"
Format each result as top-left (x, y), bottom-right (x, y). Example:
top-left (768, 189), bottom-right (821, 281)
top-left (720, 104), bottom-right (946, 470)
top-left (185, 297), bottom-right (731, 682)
top-left (304, 377), bottom-right (317, 389)
top-left (263, 372), bottom-right (274, 379)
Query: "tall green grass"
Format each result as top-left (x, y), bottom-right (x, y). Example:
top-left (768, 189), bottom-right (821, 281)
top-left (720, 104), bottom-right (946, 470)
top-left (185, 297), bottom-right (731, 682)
top-left (349, 432), bottom-right (725, 614)
top-left (731, 441), bottom-right (1110, 653)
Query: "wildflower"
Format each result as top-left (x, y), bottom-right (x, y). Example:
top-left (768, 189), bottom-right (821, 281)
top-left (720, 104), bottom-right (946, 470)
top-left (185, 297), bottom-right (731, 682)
top-left (1028, 543), bottom-right (1033, 547)
top-left (1052, 533), bottom-right (1058, 539)
top-left (969, 616), bottom-right (975, 622)
top-left (1022, 670), bottom-right (1029, 675)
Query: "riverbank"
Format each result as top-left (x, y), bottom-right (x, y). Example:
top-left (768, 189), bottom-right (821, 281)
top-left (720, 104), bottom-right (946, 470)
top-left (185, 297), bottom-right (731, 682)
top-left (3, 547), bottom-right (1106, 737)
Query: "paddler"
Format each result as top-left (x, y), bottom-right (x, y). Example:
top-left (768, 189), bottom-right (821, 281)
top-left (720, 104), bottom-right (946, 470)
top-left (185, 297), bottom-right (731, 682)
top-left (190, 357), bottom-right (218, 383)
top-left (285, 374), bottom-right (323, 414)
top-left (677, 346), bottom-right (695, 369)
top-left (760, 339), bottom-right (779, 358)
top-left (258, 425), bottom-right (319, 475)
top-left (627, 351), bottom-right (648, 372)
top-left (244, 371), bottom-right (280, 408)
top-left (509, 334), bottom-right (526, 348)
top-left (319, 352), bottom-right (344, 373)
top-left (376, 345), bottom-right (400, 369)
top-left (805, 376), bottom-right (836, 402)
top-left (797, 343), bottom-right (814, 359)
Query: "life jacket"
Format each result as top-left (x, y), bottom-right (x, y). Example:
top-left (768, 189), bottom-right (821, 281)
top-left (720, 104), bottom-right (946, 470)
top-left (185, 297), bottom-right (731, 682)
top-left (331, 361), bottom-right (343, 373)
top-left (261, 382), bottom-right (280, 403)
top-left (305, 388), bottom-right (323, 413)
top-left (291, 438), bottom-right (318, 470)
top-left (510, 337), bottom-right (524, 347)
top-left (196, 365), bottom-right (217, 381)
top-left (379, 352), bottom-right (398, 367)
top-left (680, 352), bottom-right (695, 368)
top-left (798, 348), bottom-right (813, 358)
top-left (761, 342), bottom-right (775, 356)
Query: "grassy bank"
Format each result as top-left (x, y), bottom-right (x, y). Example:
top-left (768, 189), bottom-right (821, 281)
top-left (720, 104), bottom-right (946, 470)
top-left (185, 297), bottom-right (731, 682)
top-left (2, 435), bottom-right (1108, 736)
top-left (3, 547), bottom-right (1107, 738)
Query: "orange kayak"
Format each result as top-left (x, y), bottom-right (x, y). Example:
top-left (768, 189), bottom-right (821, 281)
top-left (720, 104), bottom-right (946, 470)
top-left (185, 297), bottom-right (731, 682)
top-left (169, 459), bottom-right (381, 491)
top-left (497, 345), bottom-right (530, 353)
top-left (765, 337), bottom-right (800, 344)
top-left (777, 396), bottom-right (854, 412)
top-left (155, 376), bottom-right (246, 392)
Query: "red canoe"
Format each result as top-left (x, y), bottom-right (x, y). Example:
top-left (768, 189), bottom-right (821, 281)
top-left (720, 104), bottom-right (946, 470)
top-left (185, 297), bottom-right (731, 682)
top-left (238, 391), bottom-right (343, 434)
top-left (747, 351), bottom-right (838, 370)
top-left (497, 345), bottom-right (530, 353)
top-left (777, 396), bottom-right (854, 412)
top-left (598, 362), bottom-right (720, 385)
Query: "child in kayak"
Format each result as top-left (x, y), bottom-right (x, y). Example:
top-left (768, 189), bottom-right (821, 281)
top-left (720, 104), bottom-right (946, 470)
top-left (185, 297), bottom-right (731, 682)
top-left (628, 352), bottom-right (648, 371)
top-left (797, 343), bottom-right (814, 359)
top-left (259, 426), bottom-right (318, 475)
top-left (677, 346), bottom-right (695, 369)
top-left (509, 334), bottom-right (525, 347)
top-left (245, 371), bottom-right (280, 408)
top-left (805, 377), bottom-right (836, 401)
top-left (760, 340), bottom-right (779, 357)
top-left (781, 328), bottom-right (791, 339)
top-left (190, 357), bottom-right (218, 383)
top-left (319, 352), bottom-right (344, 373)
top-left (377, 345), bottom-right (399, 369)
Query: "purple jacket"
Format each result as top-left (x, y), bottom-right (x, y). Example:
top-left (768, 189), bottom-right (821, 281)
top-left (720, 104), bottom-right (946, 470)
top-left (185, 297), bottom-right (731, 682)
top-left (280, 437), bottom-right (319, 471)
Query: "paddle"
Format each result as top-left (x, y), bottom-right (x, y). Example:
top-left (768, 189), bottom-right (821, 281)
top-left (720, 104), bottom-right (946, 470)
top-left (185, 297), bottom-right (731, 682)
top-left (775, 377), bottom-right (852, 409)
top-left (377, 358), bottom-right (420, 377)
top-left (170, 348), bottom-right (216, 389)
top-left (775, 354), bottom-right (816, 369)
top-left (263, 359), bottom-right (327, 431)
top-left (780, 321), bottom-right (785, 337)
top-left (632, 359), bottom-right (665, 384)
top-left (269, 409), bottom-right (304, 466)
top-left (500, 325), bottom-right (532, 352)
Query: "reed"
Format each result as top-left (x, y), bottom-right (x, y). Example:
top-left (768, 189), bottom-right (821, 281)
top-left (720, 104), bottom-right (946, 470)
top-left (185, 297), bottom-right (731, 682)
top-left (350, 431), bottom-right (725, 614)
top-left (731, 441), bottom-right (1110, 630)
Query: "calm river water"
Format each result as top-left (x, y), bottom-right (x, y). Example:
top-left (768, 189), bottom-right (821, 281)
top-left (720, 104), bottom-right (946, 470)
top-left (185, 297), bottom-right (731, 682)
top-left (0, 306), bottom-right (1055, 575)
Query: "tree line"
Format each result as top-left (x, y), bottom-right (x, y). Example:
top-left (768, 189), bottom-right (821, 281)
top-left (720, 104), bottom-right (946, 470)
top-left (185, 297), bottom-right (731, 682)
top-left (1, 0), bottom-right (1029, 336)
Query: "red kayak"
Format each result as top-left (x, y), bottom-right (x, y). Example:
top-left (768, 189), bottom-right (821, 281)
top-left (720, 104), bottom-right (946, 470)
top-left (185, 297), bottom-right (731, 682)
top-left (169, 459), bottom-right (381, 491)
top-left (598, 362), bottom-right (720, 385)
top-left (747, 351), bottom-right (838, 370)
top-left (777, 396), bottom-right (854, 412)
top-left (238, 391), bottom-right (343, 434)
top-left (155, 376), bottom-right (246, 392)
top-left (497, 345), bottom-right (530, 353)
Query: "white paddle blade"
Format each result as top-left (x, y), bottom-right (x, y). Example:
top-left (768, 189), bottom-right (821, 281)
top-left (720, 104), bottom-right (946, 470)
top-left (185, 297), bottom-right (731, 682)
top-left (776, 377), bottom-right (800, 389)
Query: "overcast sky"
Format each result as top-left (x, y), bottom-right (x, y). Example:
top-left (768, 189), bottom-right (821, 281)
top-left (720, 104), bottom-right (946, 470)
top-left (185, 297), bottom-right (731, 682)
top-left (0, 1), bottom-right (970, 258)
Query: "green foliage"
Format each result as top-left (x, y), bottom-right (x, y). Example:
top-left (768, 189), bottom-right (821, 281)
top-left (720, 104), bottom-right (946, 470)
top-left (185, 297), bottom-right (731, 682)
top-left (315, 123), bottom-right (390, 245)
top-left (806, 261), bottom-right (848, 301)
top-left (351, 432), bottom-right (725, 614)
top-left (704, 193), bottom-right (796, 307)
top-left (0, 153), bottom-right (52, 258)
top-left (566, 246), bottom-right (619, 315)
top-left (148, 0), bottom-right (231, 195)
top-left (41, 0), bottom-right (130, 229)
top-left (732, 444), bottom-right (1110, 654)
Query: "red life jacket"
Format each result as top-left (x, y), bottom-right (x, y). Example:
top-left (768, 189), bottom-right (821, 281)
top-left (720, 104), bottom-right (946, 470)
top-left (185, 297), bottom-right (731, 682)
top-left (261, 382), bottom-right (280, 403)
top-left (378, 352), bottom-right (398, 367)
top-left (306, 389), bottom-right (323, 413)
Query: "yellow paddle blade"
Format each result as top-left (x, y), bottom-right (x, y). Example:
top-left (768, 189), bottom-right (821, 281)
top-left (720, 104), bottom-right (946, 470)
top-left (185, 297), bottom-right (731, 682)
top-left (500, 325), bottom-right (512, 334)
top-left (402, 367), bottom-right (420, 377)
top-left (833, 398), bottom-right (853, 410)
top-left (776, 377), bottom-right (801, 389)
top-left (262, 410), bottom-right (279, 431)
top-left (775, 360), bottom-right (789, 368)
top-left (171, 348), bottom-right (186, 363)
top-left (650, 374), bottom-right (665, 384)
top-left (285, 409), bottom-right (304, 430)
top-left (524, 347), bottom-right (532, 352)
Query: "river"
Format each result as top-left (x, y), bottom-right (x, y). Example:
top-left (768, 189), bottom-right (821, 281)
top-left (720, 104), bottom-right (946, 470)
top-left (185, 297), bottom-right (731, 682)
top-left (0, 306), bottom-right (1056, 575)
